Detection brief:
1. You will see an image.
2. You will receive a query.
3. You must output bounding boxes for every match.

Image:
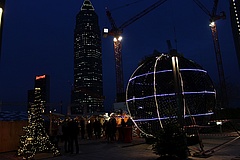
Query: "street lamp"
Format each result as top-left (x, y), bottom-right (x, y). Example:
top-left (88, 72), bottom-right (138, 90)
top-left (0, 0), bottom-right (5, 60)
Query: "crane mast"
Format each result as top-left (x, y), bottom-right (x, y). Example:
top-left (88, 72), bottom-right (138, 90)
top-left (114, 37), bottom-right (124, 102)
top-left (193, 0), bottom-right (228, 108)
top-left (104, 0), bottom-right (168, 102)
top-left (210, 20), bottom-right (228, 108)
top-left (104, 9), bottom-right (124, 102)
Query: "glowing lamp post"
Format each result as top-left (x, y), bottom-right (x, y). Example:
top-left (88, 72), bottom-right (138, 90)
top-left (0, 0), bottom-right (4, 27)
top-left (0, 0), bottom-right (5, 59)
top-left (0, 6), bottom-right (3, 23)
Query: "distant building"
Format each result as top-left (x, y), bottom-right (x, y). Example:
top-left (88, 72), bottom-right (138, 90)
top-left (71, 0), bottom-right (104, 115)
top-left (33, 74), bottom-right (50, 113)
top-left (27, 89), bottom-right (35, 109)
top-left (229, 0), bottom-right (240, 70)
top-left (113, 102), bottom-right (127, 113)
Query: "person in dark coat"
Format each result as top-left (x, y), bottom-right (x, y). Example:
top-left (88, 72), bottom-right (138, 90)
top-left (93, 119), bottom-right (102, 139)
top-left (105, 120), bottom-right (112, 141)
top-left (80, 118), bottom-right (85, 139)
top-left (68, 119), bottom-right (79, 154)
top-left (109, 114), bottom-right (117, 141)
top-left (102, 120), bottom-right (108, 139)
top-left (119, 118), bottom-right (126, 141)
top-left (86, 120), bottom-right (93, 140)
top-left (62, 118), bottom-right (70, 153)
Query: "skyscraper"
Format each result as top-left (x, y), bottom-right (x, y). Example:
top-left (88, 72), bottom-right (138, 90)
top-left (71, 0), bottom-right (104, 115)
top-left (229, 0), bottom-right (240, 70)
top-left (27, 89), bottom-right (35, 109)
top-left (34, 74), bottom-right (50, 112)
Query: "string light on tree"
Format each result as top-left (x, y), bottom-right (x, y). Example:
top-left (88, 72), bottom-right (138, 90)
top-left (18, 88), bottom-right (60, 159)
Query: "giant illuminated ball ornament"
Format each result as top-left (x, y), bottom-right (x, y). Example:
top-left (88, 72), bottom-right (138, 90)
top-left (126, 52), bottom-right (216, 137)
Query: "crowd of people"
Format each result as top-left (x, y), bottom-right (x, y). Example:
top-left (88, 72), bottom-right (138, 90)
top-left (51, 114), bottom-right (133, 154)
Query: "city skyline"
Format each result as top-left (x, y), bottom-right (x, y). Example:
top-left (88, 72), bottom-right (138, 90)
top-left (0, 0), bottom-right (240, 113)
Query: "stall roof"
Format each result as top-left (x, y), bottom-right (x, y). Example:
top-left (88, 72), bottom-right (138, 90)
top-left (43, 112), bottom-right (65, 119)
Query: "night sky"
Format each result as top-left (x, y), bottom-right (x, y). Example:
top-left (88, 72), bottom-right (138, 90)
top-left (0, 0), bottom-right (239, 113)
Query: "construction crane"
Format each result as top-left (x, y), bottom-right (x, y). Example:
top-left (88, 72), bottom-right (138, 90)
top-left (192, 0), bottom-right (228, 108)
top-left (103, 0), bottom-right (168, 102)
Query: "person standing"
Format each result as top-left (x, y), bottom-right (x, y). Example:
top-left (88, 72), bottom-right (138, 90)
top-left (86, 120), bottom-right (93, 140)
top-left (102, 120), bottom-right (108, 139)
top-left (105, 120), bottom-right (112, 141)
top-left (80, 118), bottom-right (85, 139)
top-left (69, 119), bottom-right (79, 154)
top-left (119, 118), bottom-right (126, 141)
top-left (93, 119), bottom-right (102, 139)
top-left (109, 114), bottom-right (117, 141)
top-left (62, 117), bottom-right (70, 153)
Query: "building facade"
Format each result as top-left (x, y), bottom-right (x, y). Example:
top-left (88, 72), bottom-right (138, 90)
top-left (27, 89), bottom-right (35, 109)
top-left (33, 74), bottom-right (50, 113)
top-left (71, 0), bottom-right (104, 115)
top-left (230, 0), bottom-right (240, 70)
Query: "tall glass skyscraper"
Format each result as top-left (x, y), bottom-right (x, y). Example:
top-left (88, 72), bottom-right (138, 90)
top-left (71, 0), bottom-right (104, 115)
top-left (230, 0), bottom-right (240, 70)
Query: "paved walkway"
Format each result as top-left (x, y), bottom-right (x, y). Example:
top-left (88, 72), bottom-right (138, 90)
top-left (1, 133), bottom-right (240, 160)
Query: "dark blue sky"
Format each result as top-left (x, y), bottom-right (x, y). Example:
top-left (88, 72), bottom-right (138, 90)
top-left (0, 0), bottom-right (239, 113)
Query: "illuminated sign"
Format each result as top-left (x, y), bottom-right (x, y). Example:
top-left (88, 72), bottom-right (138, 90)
top-left (36, 75), bottom-right (46, 80)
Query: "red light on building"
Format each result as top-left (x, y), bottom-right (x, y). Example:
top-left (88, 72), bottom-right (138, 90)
top-left (36, 75), bottom-right (46, 80)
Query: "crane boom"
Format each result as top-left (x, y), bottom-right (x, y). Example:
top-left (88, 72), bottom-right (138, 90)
top-left (192, 0), bottom-right (211, 17)
top-left (104, 0), bottom-right (168, 102)
top-left (119, 0), bottom-right (168, 30)
top-left (212, 0), bottom-right (218, 16)
top-left (192, 0), bottom-right (228, 108)
top-left (106, 9), bottom-right (118, 33)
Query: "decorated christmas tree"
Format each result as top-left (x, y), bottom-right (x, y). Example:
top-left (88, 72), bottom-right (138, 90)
top-left (18, 92), bottom-right (60, 159)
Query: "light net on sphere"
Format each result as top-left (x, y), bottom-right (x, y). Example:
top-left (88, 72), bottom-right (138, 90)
top-left (126, 52), bottom-right (216, 137)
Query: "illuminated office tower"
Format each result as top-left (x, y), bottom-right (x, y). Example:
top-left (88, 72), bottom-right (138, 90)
top-left (71, 0), bottom-right (104, 115)
top-left (230, 0), bottom-right (240, 69)
top-left (34, 74), bottom-right (50, 112)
